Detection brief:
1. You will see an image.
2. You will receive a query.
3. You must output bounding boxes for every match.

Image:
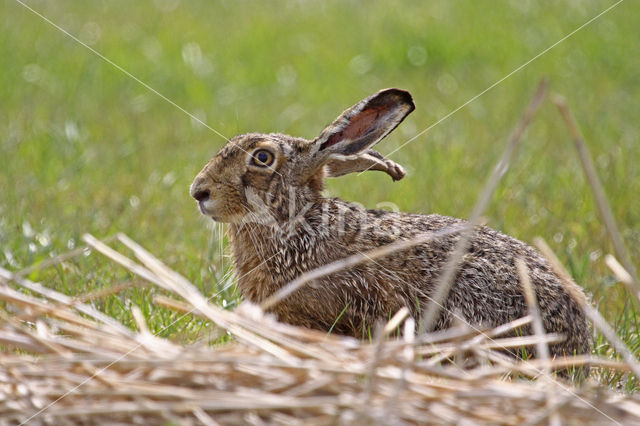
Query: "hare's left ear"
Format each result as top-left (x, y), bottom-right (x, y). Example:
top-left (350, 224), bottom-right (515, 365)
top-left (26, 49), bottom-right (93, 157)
top-left (312, 88), bottom-right (414, 159)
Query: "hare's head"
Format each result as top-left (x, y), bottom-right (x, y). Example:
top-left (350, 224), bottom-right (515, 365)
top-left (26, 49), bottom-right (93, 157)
top-left (190, 88), bottom-right (415, 224)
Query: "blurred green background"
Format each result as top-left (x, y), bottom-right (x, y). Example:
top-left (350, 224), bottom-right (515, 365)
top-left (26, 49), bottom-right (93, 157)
top-left (1, 0), bottom-right (638, 348)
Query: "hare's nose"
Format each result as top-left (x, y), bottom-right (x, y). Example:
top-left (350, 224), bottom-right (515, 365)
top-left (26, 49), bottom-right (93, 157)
top-left (191, 188), bottom-right (210, 202)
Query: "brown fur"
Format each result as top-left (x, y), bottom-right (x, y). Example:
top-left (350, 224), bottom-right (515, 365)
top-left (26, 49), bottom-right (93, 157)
top-left (190, 89), bottom-right (591, 362)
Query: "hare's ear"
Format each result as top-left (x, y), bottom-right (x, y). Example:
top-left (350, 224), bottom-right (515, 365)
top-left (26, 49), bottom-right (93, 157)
top-left (313, 88), bottom-right (414, 157)
top-left (325, 149), bottom-right (406, 181)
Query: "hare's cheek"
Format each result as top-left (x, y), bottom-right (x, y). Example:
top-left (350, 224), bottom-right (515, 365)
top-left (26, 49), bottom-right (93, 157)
top-left (243, 171), bottom-right (278, 194)
top-left (219, 188), bottom-right (248, 212)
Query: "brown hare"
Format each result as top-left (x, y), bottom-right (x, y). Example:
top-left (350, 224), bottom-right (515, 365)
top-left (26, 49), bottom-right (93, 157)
top-left (190, 88), bottom-right (591, 360)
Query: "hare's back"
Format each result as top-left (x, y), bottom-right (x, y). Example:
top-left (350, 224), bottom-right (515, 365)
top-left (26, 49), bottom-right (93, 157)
top-left (384, 211), bottom-right (589, 352)
top-left (368, 209), bottom-right (573, 313)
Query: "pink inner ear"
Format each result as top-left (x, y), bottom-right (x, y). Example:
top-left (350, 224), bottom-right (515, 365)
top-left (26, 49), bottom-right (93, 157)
top-left (322, 105), bottom-right (384, 149)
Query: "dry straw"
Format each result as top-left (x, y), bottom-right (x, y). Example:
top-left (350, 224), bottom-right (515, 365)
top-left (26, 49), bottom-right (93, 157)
top-left (1, 86), bottom-right (640, 425)
top-left (1, 232), bottom-right (640, 425)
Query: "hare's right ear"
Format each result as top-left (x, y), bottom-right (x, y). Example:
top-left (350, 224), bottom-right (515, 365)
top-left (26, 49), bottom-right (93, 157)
top-left (324, 149), bottom-right (406, 181)
top-left (311, 89), bottom-right (414, 163)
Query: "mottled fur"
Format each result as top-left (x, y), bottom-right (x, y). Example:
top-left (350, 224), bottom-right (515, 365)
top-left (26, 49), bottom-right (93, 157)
top-left (191, 89), bottom-right (591, 359)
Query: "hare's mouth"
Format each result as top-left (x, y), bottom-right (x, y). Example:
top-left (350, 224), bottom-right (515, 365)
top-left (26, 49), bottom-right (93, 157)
top-left (197, 199), bottom-right (220, 217)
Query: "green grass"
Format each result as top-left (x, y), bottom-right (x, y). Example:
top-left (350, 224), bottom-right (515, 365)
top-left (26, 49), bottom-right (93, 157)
top-left (1, 0), bottom-right (639, 387)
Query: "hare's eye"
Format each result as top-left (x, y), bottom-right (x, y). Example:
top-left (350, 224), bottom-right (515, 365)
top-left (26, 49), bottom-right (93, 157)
top-left (251, 149), bottom-right (274, 167)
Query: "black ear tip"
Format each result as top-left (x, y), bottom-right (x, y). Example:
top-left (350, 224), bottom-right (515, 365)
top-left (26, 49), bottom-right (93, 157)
top-left (378, 88), bottom-right (415, 112)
